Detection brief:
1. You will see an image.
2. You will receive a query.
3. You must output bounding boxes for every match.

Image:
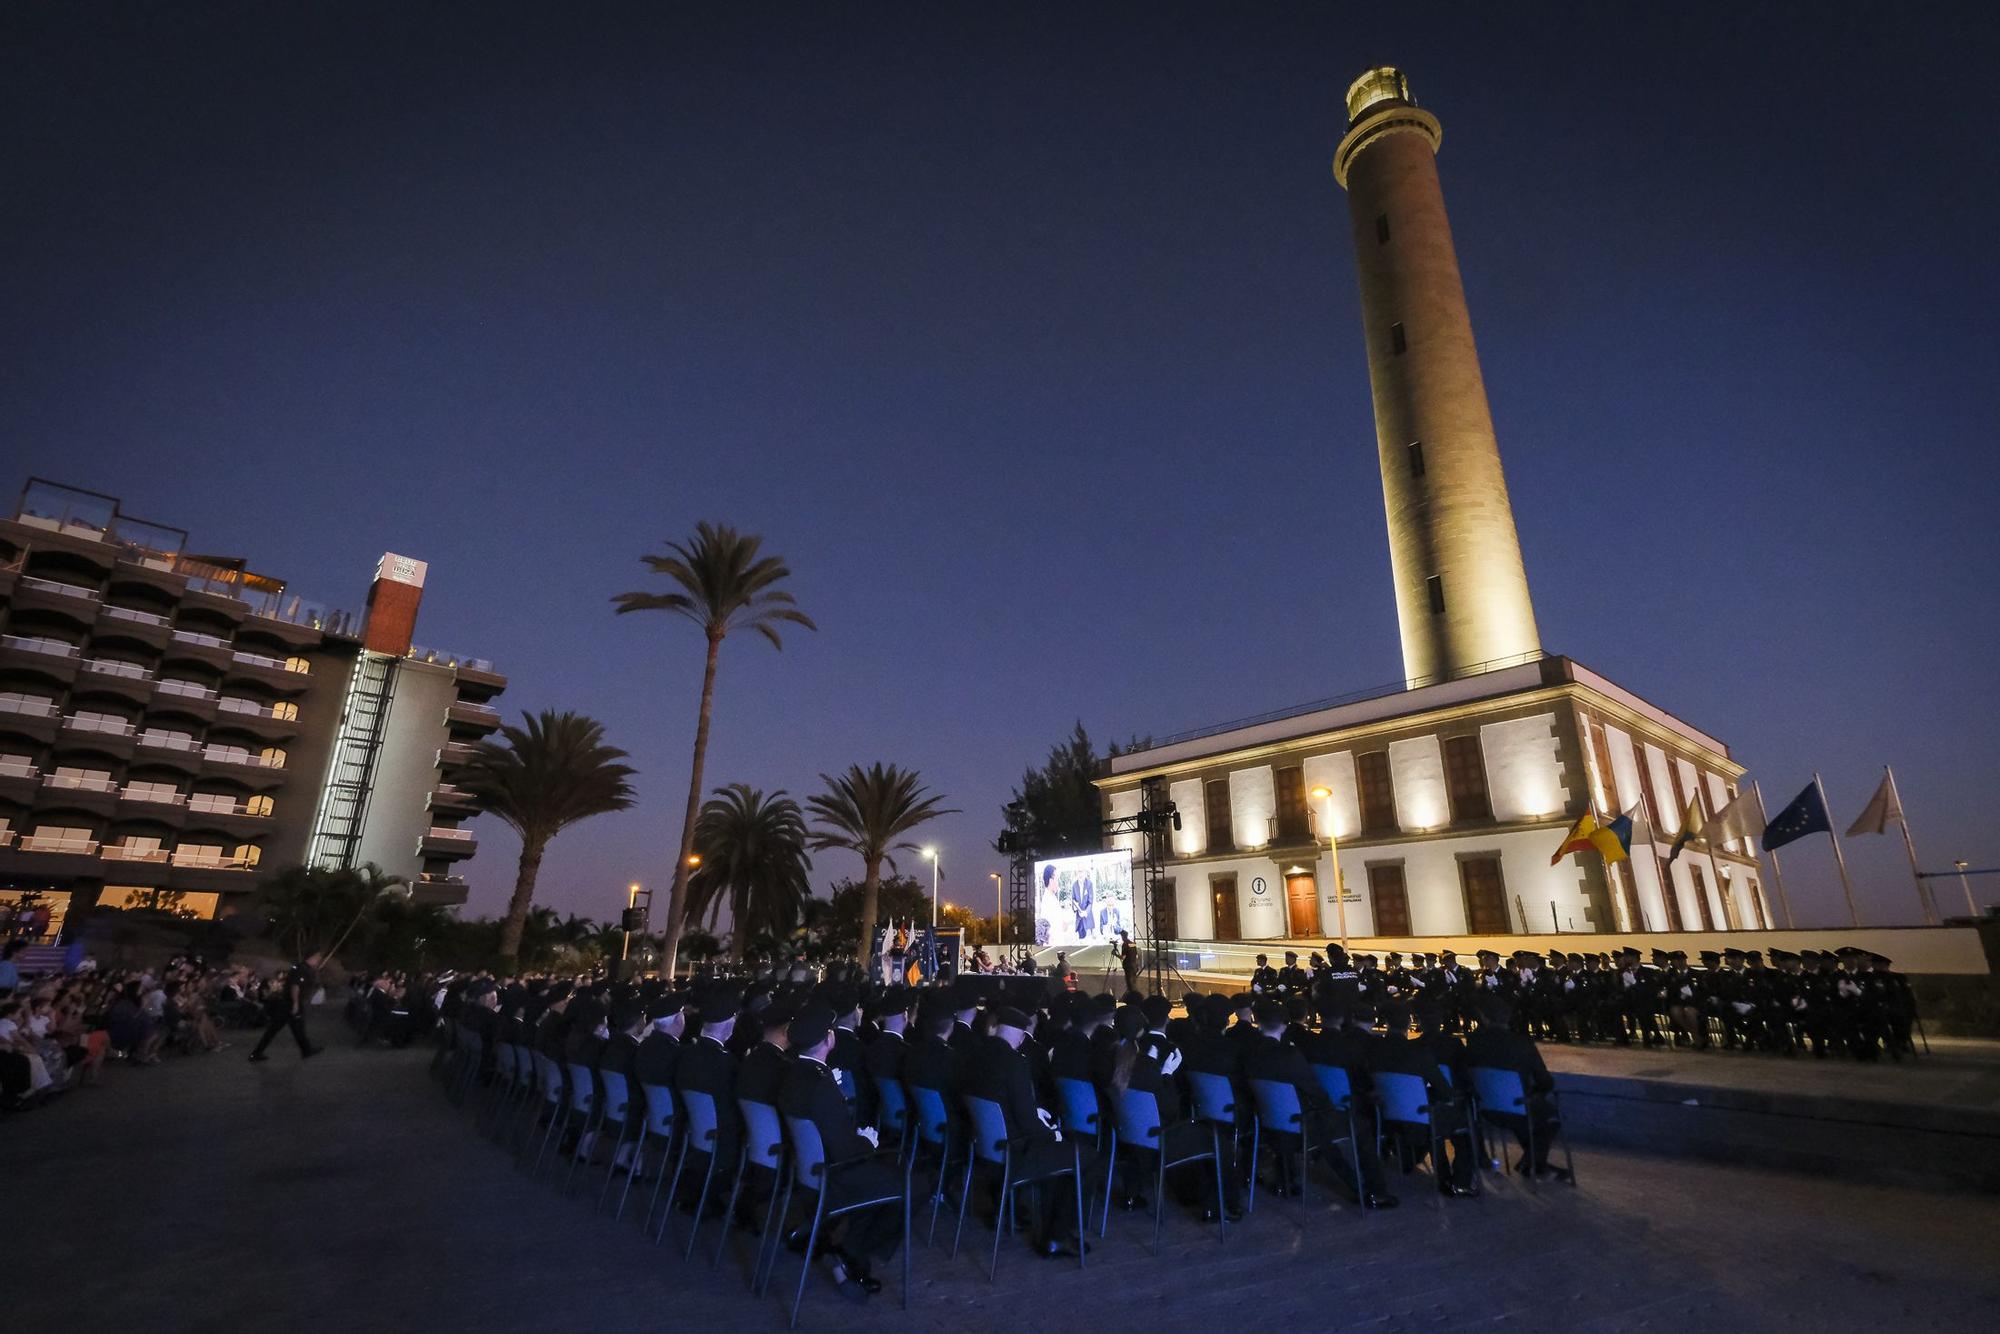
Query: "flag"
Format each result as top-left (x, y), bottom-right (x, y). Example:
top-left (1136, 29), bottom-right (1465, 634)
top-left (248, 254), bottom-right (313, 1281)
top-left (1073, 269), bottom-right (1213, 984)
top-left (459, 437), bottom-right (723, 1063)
top-left (1844, 771), bottom-right (1903, 837)
top-left (1621, 801), bottom-right (1654, 847)
top-left (1762, 781), bottom-right (1831, 850)
top-left (1706, 788), bottom-right (1763, 847)
top-left (1596, 811), bottom-right (1634, 864)
top-left (1552, 809), bottom-right (1600, 866)
top-left (1666, 798), bottom-right (1702, 862)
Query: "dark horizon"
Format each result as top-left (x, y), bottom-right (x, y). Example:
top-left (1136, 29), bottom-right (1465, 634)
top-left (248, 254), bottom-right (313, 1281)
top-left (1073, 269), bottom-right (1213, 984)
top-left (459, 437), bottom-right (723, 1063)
top-left (6, 3), bottom-right (1996, 933)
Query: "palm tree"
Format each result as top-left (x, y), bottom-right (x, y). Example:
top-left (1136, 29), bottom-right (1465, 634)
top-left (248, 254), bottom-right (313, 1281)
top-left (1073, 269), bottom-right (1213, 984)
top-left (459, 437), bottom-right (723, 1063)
top-left (615, 523), bottom-right (815, 976)
top-left (458, 710), bottom-right (637, 966)
top-left (687, 784), bottom-right (812, 960)
top-left (807, 763), bottom-right (956, 966)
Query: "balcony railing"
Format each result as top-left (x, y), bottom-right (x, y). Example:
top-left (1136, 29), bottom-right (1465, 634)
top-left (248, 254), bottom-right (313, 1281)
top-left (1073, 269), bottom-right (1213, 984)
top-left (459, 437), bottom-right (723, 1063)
top-left (101, 605), bottom-right (171, 628)
top-left (43, 773), bottom-right (118, 793)
top-left (120, 784), bottom-right (186, 805)
top-left (0, 695), bottom-right (60, 717)
top-left (82, 658), bottom-right (152, 680)
top-left (171, 629), bottom-right (233, 650)
top-left (21, 575), bottom-right (101, 602)
top-left (137, 731), bottom-right (202, 752)
top-left (61, 715), bottom-right (135, 736)
top-left (449, 701), bottom-right (501, 723)
top-left (218, 697), bottom-right (288, 719)
top-left (156, 679), bottom-right (218, 701)
top-left (170, 849), bottom-right (256, 870)
top-left (425, 826), bottom-right (475, 841)
top-left (102, 844), bottom-right (169, 863)
top-left (1, 634), bottom-right (80, 659)
top-left (203, 746), bottom-right (282, 769)
top-left (229, 649), bottom-right (308, 674)
top-left (20, 835), bottom-right (100, 855)
top-left (188, 793), bottom-right (269, 817)
top-left (0, 759), bottom-right (39, 780)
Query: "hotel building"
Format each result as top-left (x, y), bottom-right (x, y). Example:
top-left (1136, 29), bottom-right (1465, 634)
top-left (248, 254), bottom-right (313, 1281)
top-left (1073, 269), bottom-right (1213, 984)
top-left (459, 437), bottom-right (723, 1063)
top-left (0, 479), bottom-right (503, 938)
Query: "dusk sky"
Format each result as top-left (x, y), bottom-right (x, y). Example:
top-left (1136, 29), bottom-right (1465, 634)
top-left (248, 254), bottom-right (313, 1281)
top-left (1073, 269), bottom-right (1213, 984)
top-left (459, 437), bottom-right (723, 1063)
top-left (7, 4), bottom-right (1996, 932)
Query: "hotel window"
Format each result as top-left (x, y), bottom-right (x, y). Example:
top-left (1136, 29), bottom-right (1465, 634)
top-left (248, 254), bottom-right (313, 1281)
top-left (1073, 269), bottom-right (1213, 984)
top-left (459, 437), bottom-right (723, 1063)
top-left (1407, 441), bottom-right (1425, 478)
top-left (1203, 779), bottom-right (1234, 853)
top-left (1356, 751), bottom-right (1397, 834)
top-left (1274, 765), bottom-right (1309, 841)
top-left (1442, 734), bottom-right (1492, 821)
top-left (259, 746), bottom-right (287, 769)
top-left (1376, 213), bottom-right (1390, 244)
top-left (272, 700), bottom-right (299, 721)
top-left (245, 794), bottom-right (274, 817)
top-left (1427, 575), bottom-right (1445, 615)
top-left (1390, 322), bottom-right (1407, 354)
top-left (282, 656), bottom-right (311, 675)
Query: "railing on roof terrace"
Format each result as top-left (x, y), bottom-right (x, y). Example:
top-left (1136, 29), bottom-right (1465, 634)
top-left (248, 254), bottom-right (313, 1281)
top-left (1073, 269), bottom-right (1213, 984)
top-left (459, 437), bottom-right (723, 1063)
top-left (1143, 651), bottom-right (1550, 751)
top-left (409, 645), bottom-right (497, 673)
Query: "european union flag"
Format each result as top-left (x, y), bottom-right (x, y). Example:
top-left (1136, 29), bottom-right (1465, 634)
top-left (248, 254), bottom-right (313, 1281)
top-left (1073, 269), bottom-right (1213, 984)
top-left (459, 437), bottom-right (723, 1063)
top-left (1762, 781), bottom-right (1830, 851)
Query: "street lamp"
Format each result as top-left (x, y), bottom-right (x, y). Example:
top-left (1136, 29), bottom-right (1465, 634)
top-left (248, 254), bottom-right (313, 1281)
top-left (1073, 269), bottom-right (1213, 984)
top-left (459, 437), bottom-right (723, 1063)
top-left (619, 881), bottom-right (642, 976)
top-left (1308, 785), bottom-right (1349, 950)
top-left (1957, 859), bottom-right (1976, 917)
top-left (989, 871), bottom-right (1004, 946)
top-left (923, 847), bottom-right (940, 934)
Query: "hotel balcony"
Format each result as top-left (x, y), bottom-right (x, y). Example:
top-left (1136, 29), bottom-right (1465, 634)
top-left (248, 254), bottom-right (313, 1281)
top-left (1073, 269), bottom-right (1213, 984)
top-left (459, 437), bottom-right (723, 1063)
top-left (163, 629), bottom-right (233, 672)
top-left (134, 730), bottom-right (205, 773)
top-left (0, 758), bottom-right (41, 801)
top-left (437, 740), bottom-right (481, 772)
top-left (13, 574), bottom-right (102, 616)
top-left (101, 843), bottom-right (170, 863)
top-left (59, 714), bottom-right (137, 758)
top-left (215, 697), bottom-right (301, 739)
top-left (96, 603), bottom-right (173, 648)
top-left (411, 872), bottom-right (470, 907)
top-left (445, 699), bottom-right (502, 736)
top-left (77, 657), bottom-right (157, 705)
top-left (0, 633), bottom-right (82, 682)
top-left (428, 781), bottom-right (478, 816)
top-left (0, 693), bottom-right (62, 743)
top-left (417, 825), bottom-right (477, 862)
top-left (227, 649), bottom-right (312, 688)
top-left (39, 771), bottom-right (121, 816)
top-left (14, 834), bottom-right (102, 876)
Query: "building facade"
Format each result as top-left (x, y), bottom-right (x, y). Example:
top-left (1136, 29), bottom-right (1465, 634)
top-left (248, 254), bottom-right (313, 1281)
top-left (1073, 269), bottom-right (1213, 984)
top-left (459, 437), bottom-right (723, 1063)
top-left (0, 479), bottom-right (502, 940)
top-left (1098, 657), bottom-right (1769, 944)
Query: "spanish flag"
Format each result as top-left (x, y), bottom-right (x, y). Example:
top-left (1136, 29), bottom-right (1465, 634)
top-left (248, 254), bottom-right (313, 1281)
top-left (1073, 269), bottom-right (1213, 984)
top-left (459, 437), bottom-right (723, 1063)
top-left (1552, 808), bottom-right (1631, 867)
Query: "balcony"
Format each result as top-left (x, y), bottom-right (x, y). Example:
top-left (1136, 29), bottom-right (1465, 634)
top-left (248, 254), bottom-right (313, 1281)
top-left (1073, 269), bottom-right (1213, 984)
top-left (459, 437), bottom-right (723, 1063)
top-left (169, 849), bottom-right (256, 871)
top-left (437, 741), bottom-right (480, 771)
top-left (0, 634), bottom-right (83, 679)
top-left (137, 730), bottom-right (202, 753)
top-left (0, 694), bottom-right (60, 718)
top-left (0, 694), bottom-right (62, 744)
top-left (0, 759), bottom-right (40, 800)
top-left (43, 772), bottom-right (118, 793)
top-left (445, 699), bottom-right (502, 734)
top-left (187, 793), bottom-right (270, 819)
top-left (418, 825), bottom-right (477, 861)
top-left (428, 782), bottom-right (478, 815)
top-left (78, 658), bottom-right (156, 704)
top-left (15, 575), bottom-right (103, 613)
top-left (96, 603), bottom-right (173, 648)
top-left (171, 629), bottom-right (232, 650)
top-left (412, 872), bottom-right (470, 907)
top-left (230, 648), bottom-right (308, 674)
top-left (101, 844), bottom-right (170, 863)
top-left (216, 697), bottom-right (300, 738)
top-left (120, 783), bottom-right (187, 808)
top-left (20, 834), bottom-right (100, 855)
top-left (100, 605), bottom-right (171, 627)
top-left (61, 714), bottom-right (136, 739)
top-left (202, 745), bottom-right (282, 770)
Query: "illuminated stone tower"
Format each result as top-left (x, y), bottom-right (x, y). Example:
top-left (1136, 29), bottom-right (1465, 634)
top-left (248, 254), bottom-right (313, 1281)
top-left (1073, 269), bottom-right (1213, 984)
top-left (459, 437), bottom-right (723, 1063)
top-left (1335, 68), bottom-right (1540, 686)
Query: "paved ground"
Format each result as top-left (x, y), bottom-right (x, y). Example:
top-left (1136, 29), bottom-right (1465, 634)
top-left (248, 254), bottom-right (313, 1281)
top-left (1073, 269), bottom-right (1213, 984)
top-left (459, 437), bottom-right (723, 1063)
top-left (8, 1021), bottom-right (2000, 1334)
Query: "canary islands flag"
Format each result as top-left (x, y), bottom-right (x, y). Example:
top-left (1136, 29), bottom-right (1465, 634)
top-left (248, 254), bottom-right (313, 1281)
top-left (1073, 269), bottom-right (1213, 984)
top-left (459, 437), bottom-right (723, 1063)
top-left (1552, 809), bottom-right (1630, 866)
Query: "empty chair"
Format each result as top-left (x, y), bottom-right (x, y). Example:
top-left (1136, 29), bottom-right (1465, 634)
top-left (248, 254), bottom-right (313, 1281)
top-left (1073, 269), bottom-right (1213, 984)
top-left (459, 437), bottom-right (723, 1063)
top-left (1115, 1087), bottom-right (1225, 1253)
top-left (953, 1095), bottom-right (1086, 1280)
top-left (777, 1114), bottom-right (910, 1328)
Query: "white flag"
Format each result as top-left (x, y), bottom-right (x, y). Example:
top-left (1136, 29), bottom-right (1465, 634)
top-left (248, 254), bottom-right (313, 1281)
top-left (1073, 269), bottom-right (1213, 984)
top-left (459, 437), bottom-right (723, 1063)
top-left (1620, 801), bottom-right (1654, 847)
top-left (1706, 789), bottom-right (1764, 847)
top-left (1844, 772), bottom-right (1903, 837)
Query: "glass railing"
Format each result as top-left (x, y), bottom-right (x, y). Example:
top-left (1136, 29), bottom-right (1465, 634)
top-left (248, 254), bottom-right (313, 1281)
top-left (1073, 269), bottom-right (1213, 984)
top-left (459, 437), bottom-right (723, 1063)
top-left (102, 845), bottom-right (169, 863)
top-left (171, 629), bottom-right (232, 649)
top-left (82, 658), bottom-right (151, 680)
top-left (20, 835), bottom-right (99, 855)
top-left (44, 772), bottom-right (117, 792)
top-left (0, 759), bottom-right (39, 779)
top-left (21, 575), bottom-right (101, 601)
top-left (62, 715), bottom-right (135, 735)
top-left (120, 785), bottom-right (185, 805)
top-left (101, 605), bottom-right (171, 627)
top-left (217, 697), bottom-right (270, 716)
top-left (1, 634), bottom-right (80, 658)
top-left (137, 731), bottom-right (202, 752)
top-left (0, 695), bottom-right (59, 717)
top-left (170, 849), bottom-right (256, 870)
top-left (410, 645), bottom-right (498, 673)
top-left (425, 826), bottom-right (475, 841)
top-left (156, 679), bottom-right (217, 700)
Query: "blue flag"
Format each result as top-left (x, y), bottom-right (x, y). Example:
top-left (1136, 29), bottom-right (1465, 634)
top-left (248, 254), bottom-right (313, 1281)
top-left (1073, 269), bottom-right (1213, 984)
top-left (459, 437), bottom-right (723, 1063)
top-left (1762, 781), bottom-right (1830, 851)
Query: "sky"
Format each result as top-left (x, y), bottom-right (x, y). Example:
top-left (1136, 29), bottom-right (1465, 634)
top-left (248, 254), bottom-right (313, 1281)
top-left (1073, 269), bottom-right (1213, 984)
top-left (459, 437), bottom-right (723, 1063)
top-left (6, 3), bottom-right (1997, 933)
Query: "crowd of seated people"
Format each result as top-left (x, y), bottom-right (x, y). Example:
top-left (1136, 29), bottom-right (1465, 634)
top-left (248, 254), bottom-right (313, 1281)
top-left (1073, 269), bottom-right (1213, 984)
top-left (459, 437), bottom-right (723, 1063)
top-left (1239, 942), bottom-right (1923, 1061)
top-left (424, 944), bottom-right (1583, 1310)
top-left (0, 947), bottom-right (277, 1110)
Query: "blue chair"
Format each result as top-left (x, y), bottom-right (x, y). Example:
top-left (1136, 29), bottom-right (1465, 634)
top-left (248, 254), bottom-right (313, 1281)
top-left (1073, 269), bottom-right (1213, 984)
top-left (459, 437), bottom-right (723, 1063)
top-left (527, 1054), bottom-right (572, 1174)
top-left (450, 1025), bottom-right (485, 1106)
top-left (497, 1044), bottom-right (539, 1145)
top-left (482, 1040), bottom-right (517, 1129)
top-left (1468, 1065), bottom-right (1574, 1188)
top-left (778, 1114), bottom-right (910, 1328)
top-left (561, 1062), bottom-right (602, 1193)
top-left (1307, 1064), bottom-right (1367, 1208)
top-left (1372, 1071), bottom-right (1458, 1193)
top-left (626, 1080), bottom-right (678, 1226)
top-left (906, 1084), bottom-right (960, 1245)
top-left (1246, 1077), bottom-right (1361, 1215)
top-left (660, 1088), bottom-right (723, 1256)
top-left (873, 1075), bottom-right (909, 1151)
top-left (1115, 1088), bottom-right (1224, 1253)
top-left (715, 1098), bottom-right (788, 1279)
top-left (954, 1095), bottom-right (1086, 1279)
top-left (1054, 1077), bottom-right (1115, 1237)
top-left (594, 1069), bottom-right (640, 1210)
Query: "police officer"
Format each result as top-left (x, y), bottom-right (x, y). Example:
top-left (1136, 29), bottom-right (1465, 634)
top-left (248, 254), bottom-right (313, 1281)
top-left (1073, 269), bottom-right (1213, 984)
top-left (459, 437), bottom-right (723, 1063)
top-left (249, 951), bottom-right (324, 1062)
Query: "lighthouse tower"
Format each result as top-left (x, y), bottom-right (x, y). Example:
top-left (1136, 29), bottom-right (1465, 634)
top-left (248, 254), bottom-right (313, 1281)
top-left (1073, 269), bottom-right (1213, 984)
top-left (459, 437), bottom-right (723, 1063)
top-left (1335, 67), bottom-right (1541, 687)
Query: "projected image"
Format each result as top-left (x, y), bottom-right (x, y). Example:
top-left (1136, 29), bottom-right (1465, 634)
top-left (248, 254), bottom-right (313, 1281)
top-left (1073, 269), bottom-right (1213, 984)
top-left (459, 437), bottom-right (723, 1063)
top-left (1033, 849), bottom-right (1134, 948)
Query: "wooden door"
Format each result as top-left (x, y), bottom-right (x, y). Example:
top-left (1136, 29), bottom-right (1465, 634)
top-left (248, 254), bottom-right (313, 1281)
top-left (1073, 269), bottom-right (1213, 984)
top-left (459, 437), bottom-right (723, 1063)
top-left (1367, 864), bottom-right (1411, 937)
top-left (1209, 874), bottom-right (1240, 941)
top-left (1459, 857), bottom-right (1510, 934)
top-left (1284, 873), bottom-right (1317, 936)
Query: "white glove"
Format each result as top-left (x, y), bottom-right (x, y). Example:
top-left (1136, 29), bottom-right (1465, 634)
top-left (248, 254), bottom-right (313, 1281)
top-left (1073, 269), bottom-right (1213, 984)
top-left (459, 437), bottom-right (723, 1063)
top-left (1160, 1048), bottom-right (1183, 1077)
top-left (1563, 980), bottom-right (1575, 992)
top-left (1036, 1106), bottom-right (1057, 1131)
top-left (858, 1125), bottom-right (879, 1148)
top-left (1731, 1002), bottom-right (1753, 1016)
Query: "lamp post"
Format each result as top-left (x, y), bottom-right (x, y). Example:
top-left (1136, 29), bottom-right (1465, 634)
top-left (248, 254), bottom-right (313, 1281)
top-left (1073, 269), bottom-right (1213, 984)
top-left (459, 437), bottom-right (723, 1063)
top-left (923, 847), bottom-right (940, 934)
top-left (1957, 859), bottom-right (1976, 917)
top-left (1309, 786), bottom-right (1349, 950)
top-left (989, 871), bottom-right (1003, 947)
top-left (619, 881), bottom-right (641, 977)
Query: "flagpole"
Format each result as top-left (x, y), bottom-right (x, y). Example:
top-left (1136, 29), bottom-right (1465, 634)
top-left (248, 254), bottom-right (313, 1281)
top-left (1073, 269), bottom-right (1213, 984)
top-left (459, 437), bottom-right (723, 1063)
top-left (1815, 771), bottom-right (1861, 928)
top-left (1753, 781), bottom-right (1793, 929)
top-left (1636, 786), bottom-right (1678, 933)
top-left (1885, 766), bottom-right (1935, 925)
top-left (1704, 838), bottom-right (1734, 931)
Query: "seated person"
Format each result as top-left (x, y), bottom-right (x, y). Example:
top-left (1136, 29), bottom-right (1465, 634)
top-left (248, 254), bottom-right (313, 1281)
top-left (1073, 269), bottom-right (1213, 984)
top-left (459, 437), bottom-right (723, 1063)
top-left (1464, 994), bottom-right (1567, 1180)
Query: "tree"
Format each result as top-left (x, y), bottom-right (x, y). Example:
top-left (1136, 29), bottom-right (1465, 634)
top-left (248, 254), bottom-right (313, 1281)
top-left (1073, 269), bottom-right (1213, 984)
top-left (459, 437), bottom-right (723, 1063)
top-left (680, 928), bottom-right (725, 968)
top-left (251, 863), bottom-right (403, 962)
top-left (807, 763), bottom-right (956, 966)
top-left (458, 710), bottom-right (636, 967)
top-left (687, 784), bottom-right (812, 960)
top-left (615, 523), bottom-right (816, 978)
top-left (996, 722), bottom-right (1153, 856)
top-left (820, 874), bottom-right (930, 959)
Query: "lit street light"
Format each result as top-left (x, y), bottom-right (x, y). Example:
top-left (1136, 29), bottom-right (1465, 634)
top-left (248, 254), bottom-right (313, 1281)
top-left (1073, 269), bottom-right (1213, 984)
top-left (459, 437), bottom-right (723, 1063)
top-left (989, 871), bottom-right (1004, 947)
top-left (923, 846), bottom-right (940, 934)
top-left (1309, 785), bottom-right (1349, 950)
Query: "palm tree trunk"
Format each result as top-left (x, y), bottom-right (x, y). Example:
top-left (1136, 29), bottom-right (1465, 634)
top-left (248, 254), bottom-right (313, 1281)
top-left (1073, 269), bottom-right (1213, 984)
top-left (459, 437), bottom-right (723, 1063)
top-left (661, 632), bottom-right (722, 978)
top-left (497, 836), bottom-right (547, 964)
top-left (854, 854), bottom-right (882, 967)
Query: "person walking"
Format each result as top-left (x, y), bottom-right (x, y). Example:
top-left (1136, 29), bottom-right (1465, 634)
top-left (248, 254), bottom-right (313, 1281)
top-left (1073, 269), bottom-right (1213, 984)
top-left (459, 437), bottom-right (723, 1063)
top-left (250, 952), bottom-right (324, 1062)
